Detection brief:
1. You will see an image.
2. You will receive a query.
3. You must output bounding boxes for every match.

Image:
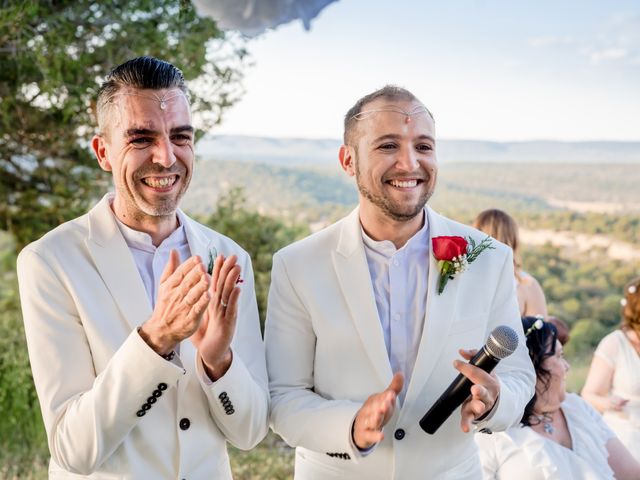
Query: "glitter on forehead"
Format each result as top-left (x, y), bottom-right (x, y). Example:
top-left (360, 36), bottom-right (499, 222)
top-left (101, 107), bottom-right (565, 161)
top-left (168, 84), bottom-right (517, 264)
top-left (114, 90), bottom-right (188, 110)
top-left (352, 105), bottom-right (429, 122)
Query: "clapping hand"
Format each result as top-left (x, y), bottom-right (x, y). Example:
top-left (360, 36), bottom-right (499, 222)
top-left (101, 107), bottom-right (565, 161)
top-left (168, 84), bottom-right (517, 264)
top-left (140, 250), bottom-right (210, 355)
top-left (190, 254), bottom-right (242, 381)
top-left (352, 373), bottom-right (404, 449)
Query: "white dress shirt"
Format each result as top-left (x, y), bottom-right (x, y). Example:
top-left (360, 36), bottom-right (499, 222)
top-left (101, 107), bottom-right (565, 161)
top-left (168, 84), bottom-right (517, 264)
top-left (361, 213), bottom-right (430, 404)
top-left (111, 206), bottom-right (191, 310)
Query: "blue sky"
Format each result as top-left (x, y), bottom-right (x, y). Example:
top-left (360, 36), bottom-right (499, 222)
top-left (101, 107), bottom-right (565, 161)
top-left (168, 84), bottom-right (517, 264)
top-left (212, 0), bottom-right (640, 141)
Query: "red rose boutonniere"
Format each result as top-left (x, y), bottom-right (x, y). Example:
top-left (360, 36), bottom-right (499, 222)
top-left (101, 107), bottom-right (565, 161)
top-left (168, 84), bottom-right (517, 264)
top-left (432, 235), bottom-right (494, 294)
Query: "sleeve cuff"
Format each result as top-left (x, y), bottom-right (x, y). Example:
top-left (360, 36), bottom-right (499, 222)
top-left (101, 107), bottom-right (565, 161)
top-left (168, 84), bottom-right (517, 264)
top-left (472, 392), bottom-right (501, 433)
top-left (349, 415), bottom-right (377, 458)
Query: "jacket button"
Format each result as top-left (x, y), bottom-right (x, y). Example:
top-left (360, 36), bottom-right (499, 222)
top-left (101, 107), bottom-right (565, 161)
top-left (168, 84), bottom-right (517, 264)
top-left (136, 410), bottom-right (146, 417)
top-left (179, 418), bottom-right (191, 430)
top-left (394, 428), bottom-right (405, 440)
top-left (158, 382), bottom-right (168, 391)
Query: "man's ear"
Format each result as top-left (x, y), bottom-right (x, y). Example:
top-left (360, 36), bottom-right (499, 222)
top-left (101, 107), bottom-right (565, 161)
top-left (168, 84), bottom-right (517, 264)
top-left (91, 134), bottom-right (112, 172)
top-left (339, 144), bottom-right (356, 177)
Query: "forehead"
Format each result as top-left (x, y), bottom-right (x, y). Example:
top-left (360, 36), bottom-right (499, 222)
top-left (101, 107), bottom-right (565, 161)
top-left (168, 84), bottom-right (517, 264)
top-left (111, 87), bottom-right (191, 129)
top-left (356, 98), bottom-right (435, 143)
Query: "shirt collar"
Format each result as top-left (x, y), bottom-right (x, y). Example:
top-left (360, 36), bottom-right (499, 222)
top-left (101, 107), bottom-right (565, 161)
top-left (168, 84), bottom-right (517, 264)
top-left (108, 193), bottom-right (187, 253)
top-left (361, 210), bottom-right (430, 258)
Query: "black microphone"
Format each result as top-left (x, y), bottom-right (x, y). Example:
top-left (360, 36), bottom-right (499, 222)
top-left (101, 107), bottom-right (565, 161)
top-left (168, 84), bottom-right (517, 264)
top-left (419, 325), bottom-right (519, 434)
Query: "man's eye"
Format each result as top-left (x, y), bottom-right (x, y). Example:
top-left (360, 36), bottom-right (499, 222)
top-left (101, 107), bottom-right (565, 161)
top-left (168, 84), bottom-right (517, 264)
top-left (130, 137), bottom-right (152, 145)
top-left (172, 135), bottom-right (192, 146)
top-left (379, 143), bottom-right (397, 150)
top-left (417, 144), bottom-right (433, 152)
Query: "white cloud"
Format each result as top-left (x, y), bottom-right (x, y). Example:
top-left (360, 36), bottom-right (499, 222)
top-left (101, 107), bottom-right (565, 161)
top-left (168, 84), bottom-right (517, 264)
top-left (528, 35), bottom-right (575, 48)
top-left (589, 47), bottom-right (628, 64)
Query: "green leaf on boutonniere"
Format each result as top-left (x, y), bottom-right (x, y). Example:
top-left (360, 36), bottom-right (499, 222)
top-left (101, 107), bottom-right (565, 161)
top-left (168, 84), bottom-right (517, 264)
top-left (207, 247), bottom-right (217, 275)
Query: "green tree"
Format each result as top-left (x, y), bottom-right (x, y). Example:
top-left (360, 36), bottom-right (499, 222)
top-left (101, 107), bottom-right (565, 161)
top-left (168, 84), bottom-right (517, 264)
top-left (203, 187), bottom-right (308, 329)
top-left (1, 0), bottom-right (248, 250)
top-left (0, 234), bottom-right (49, 477)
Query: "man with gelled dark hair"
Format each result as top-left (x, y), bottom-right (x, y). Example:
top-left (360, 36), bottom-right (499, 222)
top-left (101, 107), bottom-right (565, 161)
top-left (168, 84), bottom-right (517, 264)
top-left (18, 56), bottom-right (268, 478)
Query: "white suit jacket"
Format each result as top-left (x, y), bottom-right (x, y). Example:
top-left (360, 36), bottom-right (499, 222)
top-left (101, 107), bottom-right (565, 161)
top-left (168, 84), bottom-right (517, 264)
top-left (17, 195), bottom-right (269, 479)
top-left (265, 207), bottom-right (535, 480)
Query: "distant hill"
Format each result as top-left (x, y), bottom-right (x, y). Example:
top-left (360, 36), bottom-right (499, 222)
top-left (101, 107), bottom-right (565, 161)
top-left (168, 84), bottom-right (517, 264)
top-left (196, 135), bottom-right (640, 165)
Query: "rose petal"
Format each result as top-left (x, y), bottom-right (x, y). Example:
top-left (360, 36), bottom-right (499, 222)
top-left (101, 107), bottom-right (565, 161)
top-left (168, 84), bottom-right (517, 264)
top-left (432, 236), bottom-right (468, 261)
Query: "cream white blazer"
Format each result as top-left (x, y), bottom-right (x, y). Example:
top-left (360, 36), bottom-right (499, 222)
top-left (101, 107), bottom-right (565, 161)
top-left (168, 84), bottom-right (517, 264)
top-left (265, 207), bottom-right (535, 480)
top-left (17, 195), bottom-right (269, 479)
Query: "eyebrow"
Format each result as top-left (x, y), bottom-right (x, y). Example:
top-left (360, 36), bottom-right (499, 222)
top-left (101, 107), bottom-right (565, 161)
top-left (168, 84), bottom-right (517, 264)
top-left (124, 125), bottom-right (194, 138)
top-left (372, 134), bottom-right (435, 143)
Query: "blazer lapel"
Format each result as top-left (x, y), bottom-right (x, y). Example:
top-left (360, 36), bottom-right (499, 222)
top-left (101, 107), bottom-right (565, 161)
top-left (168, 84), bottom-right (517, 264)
top-left (404, 207), bottom-right (461, 406)
top-left (332, 208), bottom-right (393, 387)
top-left (85, 195), bottom-right (152, 330)
top-left (180, 210), bottom-right (215, 267)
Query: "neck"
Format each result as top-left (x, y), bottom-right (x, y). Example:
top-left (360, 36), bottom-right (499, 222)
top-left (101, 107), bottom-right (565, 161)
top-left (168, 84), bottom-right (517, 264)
top-left (359, 207), bottom-right (425, 249)
top-left (533, 396), bottom-right (562, 418)
top-left (112, 198), bottom-right (179, 247)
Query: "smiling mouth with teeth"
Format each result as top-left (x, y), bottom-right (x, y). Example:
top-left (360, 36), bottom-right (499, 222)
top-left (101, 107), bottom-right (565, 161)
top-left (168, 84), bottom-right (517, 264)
top-left (388, 179), bottom-right (422, 188)
top-left (141, 175), bottom-right (178, 189)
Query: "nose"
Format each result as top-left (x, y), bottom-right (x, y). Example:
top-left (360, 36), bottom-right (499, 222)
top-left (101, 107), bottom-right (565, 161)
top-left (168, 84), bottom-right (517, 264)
top-left (563, 359), bottom-right (570, 372)
top-left (152, 137), bottom-right (177, 168)
top-left (395, 146), bottom-right (419, 172)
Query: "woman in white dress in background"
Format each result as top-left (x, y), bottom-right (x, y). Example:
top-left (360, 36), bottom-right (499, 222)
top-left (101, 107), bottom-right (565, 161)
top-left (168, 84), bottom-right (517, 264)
top-left (476, 317), bottom-right (639, 479)
top-left (582, 276), bottom-right (640, 463)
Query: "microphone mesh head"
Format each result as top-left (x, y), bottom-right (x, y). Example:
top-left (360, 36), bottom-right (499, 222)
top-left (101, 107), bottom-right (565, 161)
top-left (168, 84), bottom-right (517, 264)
top-left (485, 325), bottom-right (519, 359)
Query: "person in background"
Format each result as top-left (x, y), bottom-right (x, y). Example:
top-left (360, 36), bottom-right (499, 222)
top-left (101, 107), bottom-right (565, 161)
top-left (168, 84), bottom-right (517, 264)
top-left (581, 276), bottom-right (640, 463)
top-left (17, 56), bottom-right (268, 478)
top-left (546, 315), bottom-right (570, 345)
top-left (474, 209), bottom-right (547, 318)
top-left (477, 316), bottom-right (640, 479)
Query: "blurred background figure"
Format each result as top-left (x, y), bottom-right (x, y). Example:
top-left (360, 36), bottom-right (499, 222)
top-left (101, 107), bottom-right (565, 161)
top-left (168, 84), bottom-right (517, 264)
top-left (546, 315), bottom-right (570, 345)
top-left (474, 209), bottom-right (548, 318)
top-left (477, 316), bottom-right (640, 479)
top-left (581, 277), bottom-right (640, 463)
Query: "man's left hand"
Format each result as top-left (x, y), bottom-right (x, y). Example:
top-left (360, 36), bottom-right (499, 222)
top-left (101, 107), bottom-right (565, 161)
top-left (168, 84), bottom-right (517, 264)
top-left (190, 254), bottom-right (242, 381)
top-left (454, 348), bottom-right (500, 433)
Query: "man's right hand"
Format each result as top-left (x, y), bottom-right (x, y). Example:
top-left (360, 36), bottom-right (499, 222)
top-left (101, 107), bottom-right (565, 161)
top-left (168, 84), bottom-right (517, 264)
top-left (139, 249), bottom-right (211, 356)
top-left (352, 372), bottom-right (404, 450)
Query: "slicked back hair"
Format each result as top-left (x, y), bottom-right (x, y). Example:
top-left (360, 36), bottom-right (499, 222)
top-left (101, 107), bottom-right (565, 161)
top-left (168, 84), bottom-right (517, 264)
top-left (343, 85), bottom-right (433, 146)
top-left (96, 56), bottom-right (188, 136)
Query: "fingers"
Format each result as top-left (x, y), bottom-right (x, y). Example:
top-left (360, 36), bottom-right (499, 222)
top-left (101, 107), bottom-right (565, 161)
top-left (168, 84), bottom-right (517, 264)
top-left (454, 359), bottom-right (493, 387)
top-left (388, 372), bottom-right (404, 396)
top-left (163, 255), bottom-right (205, 289)
top-left (458, 348), bottom-right (478, 361)
top-left (454, 360), bottom-right (499, 433)
top-left (460, 384), bottom-right (492, 432)
top-left (222, 286), bottom-right (241, 318)
top-left (210, 254), bottom-right (225, 291)
top-left (159, 249), bottom-right (180, 283)
top-left (215, 255), bottom-right (240, 292)
top-left (210, 255), bottom-right (242, 307)
top-left (353, 372), bottom-right (403, 449)
top-left (189, 282), bottom-right (211, 312)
